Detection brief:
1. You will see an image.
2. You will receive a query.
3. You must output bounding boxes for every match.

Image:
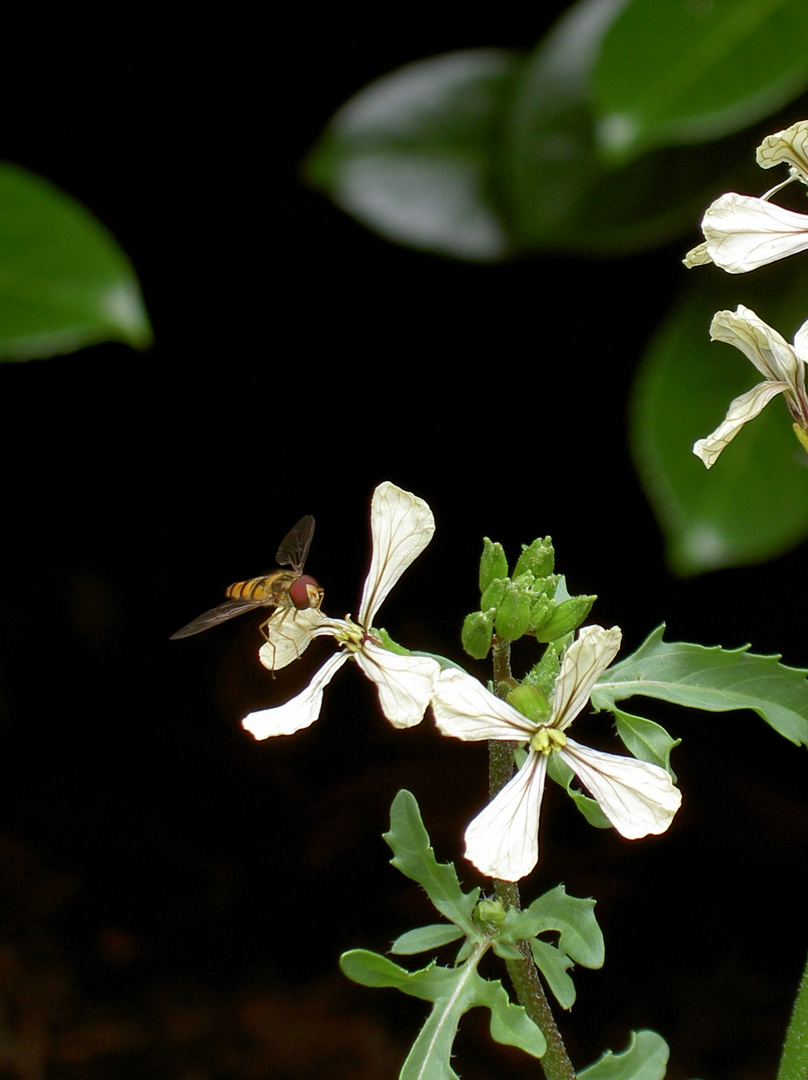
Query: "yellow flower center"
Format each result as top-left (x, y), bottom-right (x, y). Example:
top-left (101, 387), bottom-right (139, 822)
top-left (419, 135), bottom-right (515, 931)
top-left (530, 727), bottom-right (567, 756)
top-left (334, 615), bottom-right (365, 653)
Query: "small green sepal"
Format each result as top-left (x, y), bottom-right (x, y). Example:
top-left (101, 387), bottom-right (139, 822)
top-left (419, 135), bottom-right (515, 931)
top-left (462, 610), bottom-right (496, 659)
top-left (479, 538), bottom-right (509, 592)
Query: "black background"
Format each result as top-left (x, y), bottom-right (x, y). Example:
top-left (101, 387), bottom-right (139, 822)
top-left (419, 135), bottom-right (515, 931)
top-left (0, 9), bottom-right (805, 1079)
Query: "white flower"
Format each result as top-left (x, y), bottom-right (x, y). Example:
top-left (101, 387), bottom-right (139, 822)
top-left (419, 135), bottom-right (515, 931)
top-left (683, 192), bottom-right (808, 273)
top-left (242, 482), bottom-right (440, 739)
top-left (756, 119), bottom-right (808, 188)
top-left (431, 625), bottom-right (681, 881)
top-left (693, 305), bottom-right (808, 468)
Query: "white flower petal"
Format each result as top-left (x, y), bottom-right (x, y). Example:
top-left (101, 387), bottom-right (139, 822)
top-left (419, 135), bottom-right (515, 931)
top-left (552, 625), bottom-right (622, 732)
top-left (793, 316), bottom-right (808, 365)
top-left (358, 482), bottom-right (435, 626)
top-left (693, 380), bottom-right (789, 468)
top-left (756, 120), bottom-right (808, 185)
top-left (356, 640), bottom-right (439, 728)
top-left (431, 667), bottom-right (536, 741)
top-left (710, 306), bottom-right (801, 386)
top-left (701, 193), bottom-right (808, 273)
top-left (463, 751), bottom-right (547, 881)
top-left (242, 652), bottom-right (349, 738)
top-left (257, 607), bottom-right (332, 671)
top-left (559, 738), bottom-right (681, 839)
top-left (682, 241), bottom-right (713, 268)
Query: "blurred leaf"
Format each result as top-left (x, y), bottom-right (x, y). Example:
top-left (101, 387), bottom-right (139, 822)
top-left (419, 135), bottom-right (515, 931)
top-left (631, 263), bottom-right (808, 573)
top-left (0, 163), bottom-right (151, 361)
top-left (503, 0), bottom-right (769, 254)
top-left (578, 1030), bottom-right (670, 1080)
top-left (593, 624), bottom-right (808, 747)
top-left (303, 49), bottom-right (520, 261)
top-left (595, 0), bottom-right (808, 163)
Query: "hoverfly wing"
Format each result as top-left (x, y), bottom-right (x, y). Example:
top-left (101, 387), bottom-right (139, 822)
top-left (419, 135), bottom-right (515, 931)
top-left (275, 514), bottom-right (315, 574)
top-left (170, 597), bottom-right (268, 640)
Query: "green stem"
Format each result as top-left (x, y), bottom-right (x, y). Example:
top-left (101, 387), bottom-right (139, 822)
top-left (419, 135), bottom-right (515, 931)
top-left (489, 636), bottom-right (575, 1080)
top-left (777, 949), bottom-right (808, 1080)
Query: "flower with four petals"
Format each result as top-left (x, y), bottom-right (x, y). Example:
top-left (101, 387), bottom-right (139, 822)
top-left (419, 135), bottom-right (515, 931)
top-left (242, 482), bottom-right (441, 739)
top-left (430, 625), bottom-right (681, 881)
top-left (693, 305), bottom-right (808, 468)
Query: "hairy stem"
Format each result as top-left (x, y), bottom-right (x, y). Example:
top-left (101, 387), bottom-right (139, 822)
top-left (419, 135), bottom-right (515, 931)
top-left (777, 949), bottom-right (808, 1080)
top-left (489, 636), bottom-right (575, 1080)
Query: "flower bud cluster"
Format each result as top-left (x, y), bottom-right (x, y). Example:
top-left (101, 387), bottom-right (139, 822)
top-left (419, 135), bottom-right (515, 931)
top-left (462, 537), bottom-right (595, 660)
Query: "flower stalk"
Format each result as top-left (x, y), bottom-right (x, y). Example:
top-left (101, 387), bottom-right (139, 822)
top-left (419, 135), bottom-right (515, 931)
top-left (489, 633), bottom-right (576, 1080)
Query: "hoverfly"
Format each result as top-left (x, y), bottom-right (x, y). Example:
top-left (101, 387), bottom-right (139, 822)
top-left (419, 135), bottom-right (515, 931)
top-left (170, 515), bottom-right (324, 646)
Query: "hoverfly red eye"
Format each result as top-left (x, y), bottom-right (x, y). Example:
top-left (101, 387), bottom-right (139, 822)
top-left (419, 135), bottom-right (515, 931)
top-left (289, 575), bottom-right (320, 610)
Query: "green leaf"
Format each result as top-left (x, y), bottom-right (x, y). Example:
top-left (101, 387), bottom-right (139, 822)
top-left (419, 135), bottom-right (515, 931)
top-left (303, 49), bottom-right (520, 262)
top-left (529, 938), bottom-right (577, 1010)
top-left (498, 884), bottom-right (604, 1009)
top-left (595, 0), bottom-right (808, 163)
top-left (547, 753), bottom-right (611, 829)
top-left (504, 0), bottom-right (759, 255)
top-left (0, 163), bottom-right (152, 360)
top-left (630, 265), bottom-right (808, 573)
top-left (578, 1030), bottom-right (670, 1080)
top-left (384, 790), bottom-right (480, 935)
top-left (340, 947), bottom-right (545, 1079)
top-left (524, 884), bottom-right (605, 969)
top-left (614, 709), bottom-right (681, 775)
top-left (391, 924), bottom-right (464, 955)
top-left (593, 624), bottom-right (808, 747)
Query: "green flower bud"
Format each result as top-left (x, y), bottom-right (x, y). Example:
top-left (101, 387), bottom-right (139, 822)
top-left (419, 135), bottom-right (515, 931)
top-left (495, 583), bottom-right (532, 641)
top-left (514, 537), bottom-right (554, 578)
top-left (480, 577), bottom-right (507, 611)
top-left (525, 643), bottom-right (562, 698)
top-left (462, 610), bottom-right (495, 659)
top-left (475, 898), bottom-right (506, 927)
top-left (534, 595), bottom-right (596, 643)
top-left (528, 597), bottom-right (553, 632)
top-left (479, 538), bottom-right (509, 592)
top-left (506, 682), bottom-right (552, 723)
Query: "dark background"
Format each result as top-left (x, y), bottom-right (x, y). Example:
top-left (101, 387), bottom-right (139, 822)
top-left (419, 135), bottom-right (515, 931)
top-left (0, 10), bottom-right (805, 1079)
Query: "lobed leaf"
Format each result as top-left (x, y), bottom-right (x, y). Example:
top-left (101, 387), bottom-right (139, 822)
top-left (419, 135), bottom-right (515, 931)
top-left (384, 790), bottom-right (479, 935)
top-left (593, 625), bottom-right (808, 747)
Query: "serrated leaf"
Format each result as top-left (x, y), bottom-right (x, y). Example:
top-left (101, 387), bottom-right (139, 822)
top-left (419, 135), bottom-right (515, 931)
top-left (630, 264), bottom-right (808, 574)
top-left (578, 1029), bottom-right (670, 1080)
top-left (592, 624), bottom-right (808, 747)
top-left (303, 49), bottom-right (520, 262)
top-left (614, 709), bottom-right (680, 776)
top-left (384, 790), bottom-right (479, 935)
top-left (595, 0), bottom-right (808, 162)
top-left (0, 163), bottom-right (152, 360)
top-left (391, 924), bottom-right (464, 955)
